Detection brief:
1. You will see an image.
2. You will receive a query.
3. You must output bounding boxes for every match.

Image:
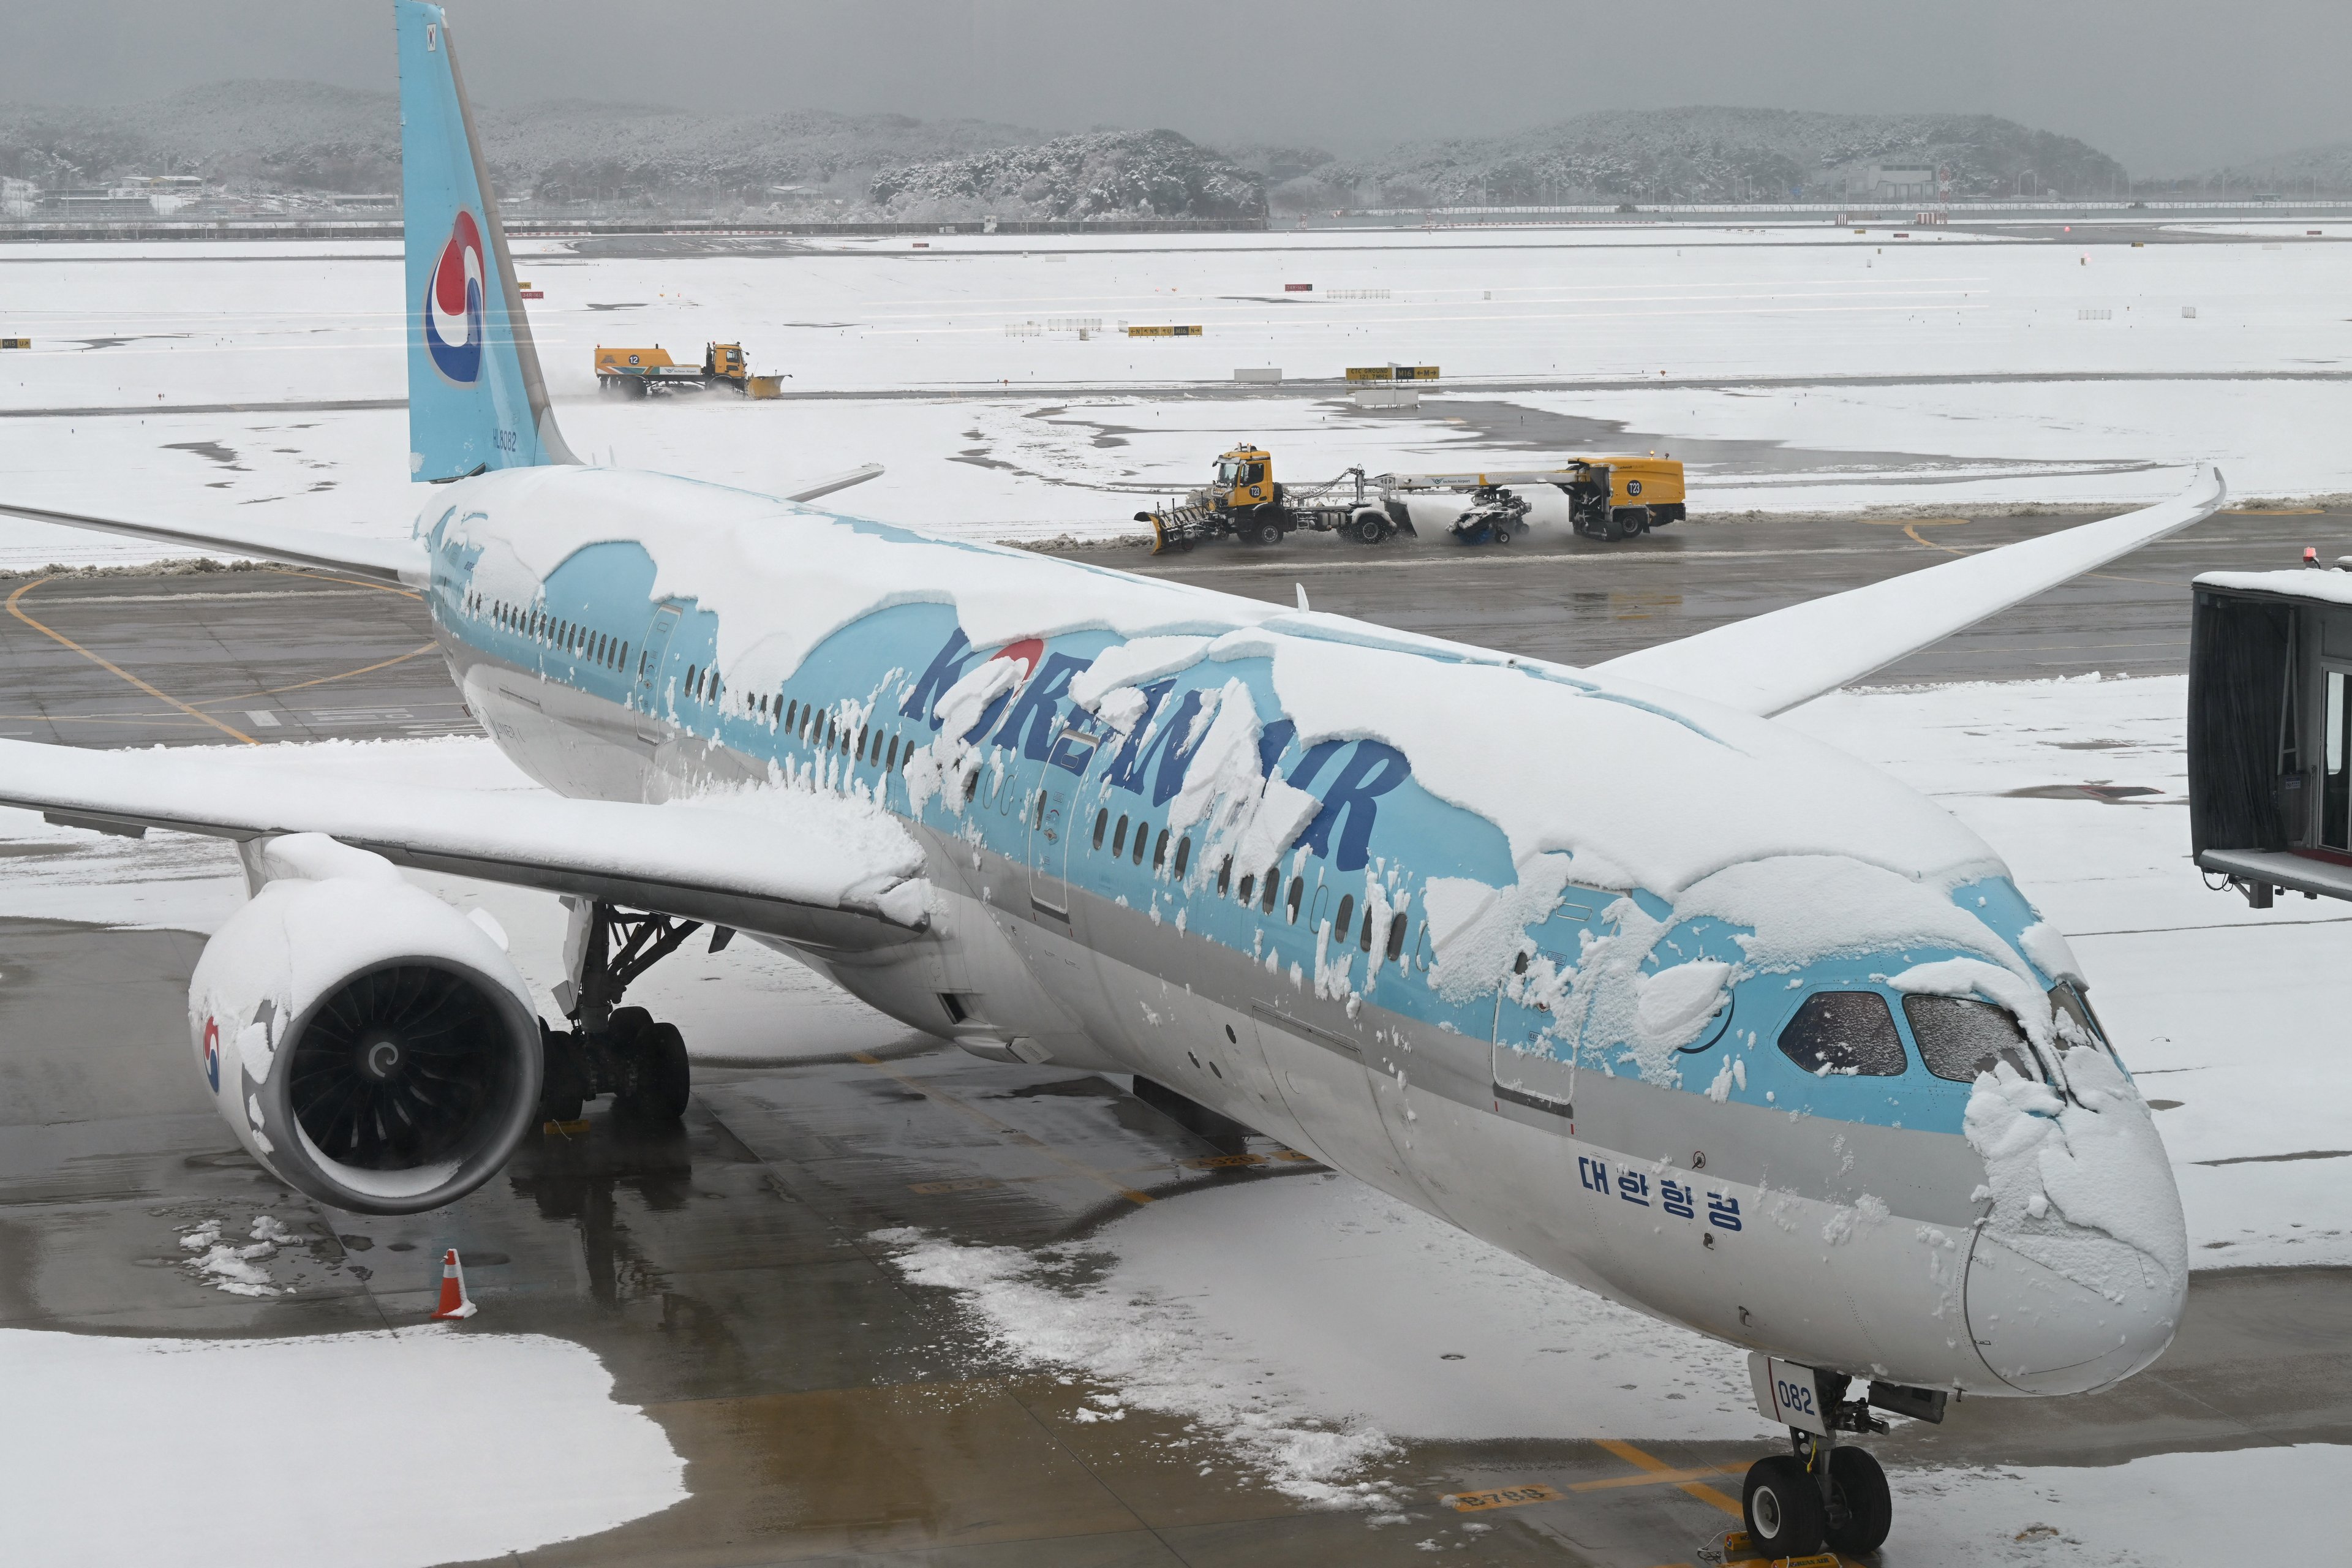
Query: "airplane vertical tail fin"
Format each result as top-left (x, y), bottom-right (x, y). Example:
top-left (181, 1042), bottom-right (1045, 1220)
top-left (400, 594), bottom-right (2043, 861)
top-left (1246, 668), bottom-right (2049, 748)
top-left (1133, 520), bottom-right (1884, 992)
top-left (398, 1), bottom-right (575, 481)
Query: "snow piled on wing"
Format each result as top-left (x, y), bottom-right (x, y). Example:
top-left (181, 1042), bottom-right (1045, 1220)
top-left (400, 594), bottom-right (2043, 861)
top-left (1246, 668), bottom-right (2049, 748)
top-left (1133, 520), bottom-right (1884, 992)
top-left (0, 1324), bottom-right (683, 1568)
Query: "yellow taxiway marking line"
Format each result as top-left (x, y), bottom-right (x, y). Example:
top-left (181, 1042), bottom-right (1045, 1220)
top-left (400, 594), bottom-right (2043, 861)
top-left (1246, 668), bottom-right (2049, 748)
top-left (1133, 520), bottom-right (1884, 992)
top-left (1567, 1463), bottom-right (1744, 1493)
top-left (1594, 1438), bottom-right (1744, 1518)
top-left (192, 641), bottom-right (440, 706)
top-left (1862, 516), bottom-right (1972, 556)
top-left (6, 576), bottom-right (256, 745)
top-left (851, 1052), bottom-right (1155, 1206)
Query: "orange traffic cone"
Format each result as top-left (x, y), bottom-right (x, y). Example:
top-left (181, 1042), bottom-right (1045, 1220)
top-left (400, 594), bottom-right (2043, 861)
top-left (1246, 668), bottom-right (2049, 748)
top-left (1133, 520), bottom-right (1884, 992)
top-left (431, 1248), bottom-right (478, 1321)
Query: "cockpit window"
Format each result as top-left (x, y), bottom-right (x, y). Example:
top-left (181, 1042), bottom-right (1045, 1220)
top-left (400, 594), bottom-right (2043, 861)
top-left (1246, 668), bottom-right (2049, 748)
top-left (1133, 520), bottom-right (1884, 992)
top-left (1902, 994), bottom-right (2038, 1082)
top-left (2046, 981), bottom-right (2108, 1053)
top-left (1777, 991), bottom-right (1907, 1077)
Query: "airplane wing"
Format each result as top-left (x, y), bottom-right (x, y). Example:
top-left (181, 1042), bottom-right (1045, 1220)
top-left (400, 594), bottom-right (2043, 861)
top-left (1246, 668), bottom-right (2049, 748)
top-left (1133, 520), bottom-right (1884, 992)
top-left (0, 466), bottom-right (881, 586)
top-left (1593, 465), bottom-right (2227, 717)
top-left (0, 737), bottom-right (930, 951)
top-left (0, 499), bottom-right (428, 586)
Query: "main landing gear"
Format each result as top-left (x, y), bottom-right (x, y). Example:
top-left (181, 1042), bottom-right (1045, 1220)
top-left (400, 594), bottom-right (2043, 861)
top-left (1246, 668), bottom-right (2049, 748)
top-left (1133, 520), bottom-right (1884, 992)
top-left (1731, 1358), bottom-right (1942, 1559)
top-left (538, 899), bottom-right (706, 1125)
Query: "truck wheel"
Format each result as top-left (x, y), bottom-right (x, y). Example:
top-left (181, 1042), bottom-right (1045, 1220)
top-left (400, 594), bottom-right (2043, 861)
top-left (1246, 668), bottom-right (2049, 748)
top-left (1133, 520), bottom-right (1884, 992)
top-left (1244, 516), bottom-right (1284, 548)
top-left (1351, 510), bottom-right (1389, 545)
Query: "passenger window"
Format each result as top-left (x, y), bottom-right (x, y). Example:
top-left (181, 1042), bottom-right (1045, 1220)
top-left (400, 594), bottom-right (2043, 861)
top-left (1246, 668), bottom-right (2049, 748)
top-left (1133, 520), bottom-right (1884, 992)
top-left (826, 718), bottom-right (837, 748)
top-left (1172, 837), bottom-right (1191, 878)
top-left (1385, 911), bottom-right (1408, 962)
top-left (1286, 876), bottom-right (1303, 922)
top-left (1033, 790), bottom-right (1046, 829)
top-left (1112, 815), bottom-right (1128, 855)
top-left (1216, 855), bottom-right (1231, 894)
top-left (1133, 824), bottom-right (1148, 864)
top-left (1152, 829), bottom-right (1168, 870)
top-left (1777, 992), bottom-right (1907, 1077)
top-left (859, 726), bottom-right (870, 760)
top-left (1360, 905), bottom-right (1375, 951)
top-left (1261, 875), bottom-right (1278, 914)
top-left (1903, 995), bottom-right (2038, 1083)
top-left (1238, 872), bottom-right (1255, 905)
top-left (686, 665), bottom-right (698, 693)
top-left (886, 736), bottom-right (900, 769)
top-left (1093, 809), bottom-right (1108, 850)
top-left (1334, 895), bottom-right (1355, 941)
top-left (619, 642), bottom-right (628, 670)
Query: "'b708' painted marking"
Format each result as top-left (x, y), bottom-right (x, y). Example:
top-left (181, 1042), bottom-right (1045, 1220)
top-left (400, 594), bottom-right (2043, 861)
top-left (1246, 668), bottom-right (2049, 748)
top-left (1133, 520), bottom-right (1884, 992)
top-left (1442, 1483), bottom-right (1562, 1512)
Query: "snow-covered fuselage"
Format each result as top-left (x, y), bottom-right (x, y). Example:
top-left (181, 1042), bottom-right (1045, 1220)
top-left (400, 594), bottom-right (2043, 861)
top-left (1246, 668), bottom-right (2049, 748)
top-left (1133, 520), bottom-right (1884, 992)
top-left (424, 465), bottom-right (2187, 1400)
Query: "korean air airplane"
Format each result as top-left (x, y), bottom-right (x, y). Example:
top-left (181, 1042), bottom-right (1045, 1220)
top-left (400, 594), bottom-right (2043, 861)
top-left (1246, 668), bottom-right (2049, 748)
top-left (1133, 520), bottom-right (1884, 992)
top-left (0, 5), bottom-right (2222, 1556)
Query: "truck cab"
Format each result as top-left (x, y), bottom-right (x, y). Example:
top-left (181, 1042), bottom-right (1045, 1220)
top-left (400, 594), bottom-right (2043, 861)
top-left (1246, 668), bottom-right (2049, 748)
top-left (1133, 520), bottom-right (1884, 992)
top-left (1214, 447), bottom-right (1275, 511)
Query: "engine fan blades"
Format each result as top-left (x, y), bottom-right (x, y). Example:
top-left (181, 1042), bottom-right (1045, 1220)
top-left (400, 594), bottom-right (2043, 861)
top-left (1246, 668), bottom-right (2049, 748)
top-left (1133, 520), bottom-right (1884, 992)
top-left (288, 964), bottom-right (507, 1170)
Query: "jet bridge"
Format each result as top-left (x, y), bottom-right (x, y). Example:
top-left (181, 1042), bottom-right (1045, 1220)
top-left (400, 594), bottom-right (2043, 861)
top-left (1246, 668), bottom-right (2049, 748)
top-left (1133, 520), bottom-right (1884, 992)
top-left (2189, 564), bottom-right (2352, 906)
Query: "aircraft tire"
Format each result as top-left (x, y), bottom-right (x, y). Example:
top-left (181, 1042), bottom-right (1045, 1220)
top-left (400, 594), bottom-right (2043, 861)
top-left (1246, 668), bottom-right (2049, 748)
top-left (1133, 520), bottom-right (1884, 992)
top-left (1742, 1455), bottom-right (1826, 1558)
top-left (1824, 1447), bottom-right (1893, 1555)
top-left (617, 1020), bottom-right (692, 1123)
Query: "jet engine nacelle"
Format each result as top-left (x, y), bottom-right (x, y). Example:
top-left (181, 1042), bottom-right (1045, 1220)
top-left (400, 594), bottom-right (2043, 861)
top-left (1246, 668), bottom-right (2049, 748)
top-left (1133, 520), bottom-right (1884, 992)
top-left (187, 834), bottom-right (542, 1215)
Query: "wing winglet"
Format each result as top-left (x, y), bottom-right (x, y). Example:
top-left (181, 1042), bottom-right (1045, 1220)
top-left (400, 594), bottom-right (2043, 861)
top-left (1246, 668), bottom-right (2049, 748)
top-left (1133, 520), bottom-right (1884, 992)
top-left (1593, 465), bottom-right (2227, 716)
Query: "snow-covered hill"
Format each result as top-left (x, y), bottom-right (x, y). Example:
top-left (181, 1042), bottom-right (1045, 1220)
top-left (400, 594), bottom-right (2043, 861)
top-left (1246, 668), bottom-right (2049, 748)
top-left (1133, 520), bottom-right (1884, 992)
top-left (1226, 107), bottom-right (2130, 209)
top-left (0, 81), bottom-right (1259, 220)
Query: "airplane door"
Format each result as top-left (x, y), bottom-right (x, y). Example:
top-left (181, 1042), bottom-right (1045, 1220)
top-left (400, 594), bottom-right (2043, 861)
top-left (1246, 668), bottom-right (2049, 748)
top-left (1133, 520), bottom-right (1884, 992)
top-left (1027, 726), bottom-right (1099, 921)
top-left (636, 605), bottom-right (681, 712)
top-left (1488, 891), bottom-right (1597, 1126)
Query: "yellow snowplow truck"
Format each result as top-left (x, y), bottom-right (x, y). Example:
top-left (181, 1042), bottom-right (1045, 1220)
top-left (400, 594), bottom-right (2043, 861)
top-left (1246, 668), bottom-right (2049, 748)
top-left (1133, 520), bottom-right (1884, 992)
top-left (1136, 445), bottom-right (1394, 552)
top-left (594, 342), bottom-right (785, 398)
top-left (1138, 445), bottom-right (1686, 552)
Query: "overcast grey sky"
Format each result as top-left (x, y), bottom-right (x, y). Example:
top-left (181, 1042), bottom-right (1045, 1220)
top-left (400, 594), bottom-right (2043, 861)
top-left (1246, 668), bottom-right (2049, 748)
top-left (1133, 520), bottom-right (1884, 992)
top-left (19, 1), bottom-right (2350, 174)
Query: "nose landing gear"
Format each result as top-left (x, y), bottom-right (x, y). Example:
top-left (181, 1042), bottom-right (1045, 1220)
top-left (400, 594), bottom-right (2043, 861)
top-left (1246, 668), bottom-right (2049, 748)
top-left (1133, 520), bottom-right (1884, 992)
top-left (538, 897), bottom-right (705, 1125)
top-left (1735, 1356), bottom-right (1940, 1559)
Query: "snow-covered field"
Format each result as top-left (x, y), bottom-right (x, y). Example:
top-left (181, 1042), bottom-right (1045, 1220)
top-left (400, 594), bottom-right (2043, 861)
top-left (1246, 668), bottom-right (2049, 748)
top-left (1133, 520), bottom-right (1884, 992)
top-left (2, 223), bottom-right (2348, 565)
top-left (9, 226), bottom-right (2352, 1561)
top-left (0, 1324), bottom-right (684, 1566)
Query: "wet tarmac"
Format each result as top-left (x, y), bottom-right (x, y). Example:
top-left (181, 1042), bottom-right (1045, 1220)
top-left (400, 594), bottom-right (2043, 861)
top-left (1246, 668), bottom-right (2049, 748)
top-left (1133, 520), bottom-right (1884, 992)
top-left (6, 513), bottom-right (2352, 1565)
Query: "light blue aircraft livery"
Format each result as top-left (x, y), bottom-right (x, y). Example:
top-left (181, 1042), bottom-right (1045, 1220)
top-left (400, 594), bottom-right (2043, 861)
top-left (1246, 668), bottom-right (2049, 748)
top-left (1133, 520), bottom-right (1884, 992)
top-left (0, 4), bottom-right (2228, 1556)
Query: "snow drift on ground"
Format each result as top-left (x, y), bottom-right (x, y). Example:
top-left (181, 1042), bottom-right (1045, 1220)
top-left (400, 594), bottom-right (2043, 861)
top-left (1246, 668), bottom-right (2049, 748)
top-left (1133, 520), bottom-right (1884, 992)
top-left (0, 1323), bottom-right (684, 1567)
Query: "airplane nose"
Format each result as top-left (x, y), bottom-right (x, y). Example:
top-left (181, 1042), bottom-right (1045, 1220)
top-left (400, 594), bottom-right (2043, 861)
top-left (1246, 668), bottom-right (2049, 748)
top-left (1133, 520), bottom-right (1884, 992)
top-left (1964, 1223), bottom-right (2185, 1394)
top-left (1961, 1053), bottom-right (2188, 1395)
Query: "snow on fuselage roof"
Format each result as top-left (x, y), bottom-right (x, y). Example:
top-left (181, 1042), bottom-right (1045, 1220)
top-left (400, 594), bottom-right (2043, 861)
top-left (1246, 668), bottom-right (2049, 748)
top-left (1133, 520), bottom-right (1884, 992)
top-left (429, 464), bottom-right (2004, 902)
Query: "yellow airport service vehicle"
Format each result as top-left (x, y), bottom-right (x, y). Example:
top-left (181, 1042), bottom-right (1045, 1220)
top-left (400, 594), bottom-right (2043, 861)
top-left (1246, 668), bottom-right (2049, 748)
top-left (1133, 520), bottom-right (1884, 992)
top-left (1138, 445), bottom-right (1686, 552)
top-left (594, 342), bottom-right (785, 398)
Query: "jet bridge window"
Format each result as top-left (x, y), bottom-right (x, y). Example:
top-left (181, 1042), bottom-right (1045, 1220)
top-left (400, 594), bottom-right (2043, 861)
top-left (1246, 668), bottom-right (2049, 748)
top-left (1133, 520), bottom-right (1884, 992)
top-left (1901, 995), bottom-right (2037, 1083)
top-left (1776, 991), bottom-right (1907, 1077)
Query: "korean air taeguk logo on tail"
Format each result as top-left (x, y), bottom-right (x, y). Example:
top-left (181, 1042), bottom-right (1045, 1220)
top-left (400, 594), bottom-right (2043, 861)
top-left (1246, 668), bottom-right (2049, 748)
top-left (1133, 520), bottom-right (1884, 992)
top-left (423, 209), bottom-right (486, 384)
